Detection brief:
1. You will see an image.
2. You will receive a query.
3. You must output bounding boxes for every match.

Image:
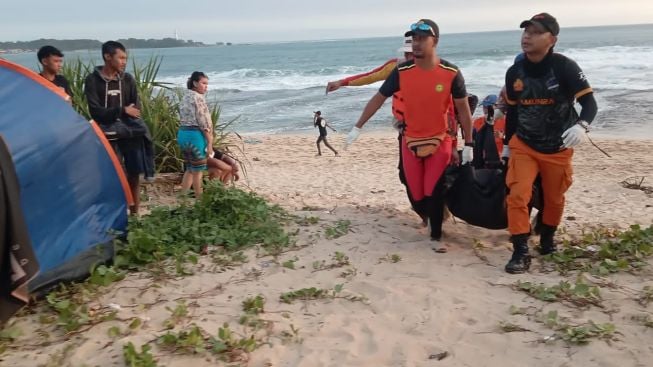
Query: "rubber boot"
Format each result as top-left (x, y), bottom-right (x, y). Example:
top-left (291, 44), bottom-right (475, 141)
top-left (538, 224), bottom-right (557, 255)
top-left (505, 234), bottom-right (531, 274)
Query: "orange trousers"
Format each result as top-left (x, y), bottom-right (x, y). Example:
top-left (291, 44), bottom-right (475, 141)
top-left (506, 136), bottom-right (573, 235)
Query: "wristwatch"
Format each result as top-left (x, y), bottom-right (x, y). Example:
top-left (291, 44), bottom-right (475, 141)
top-left (577, 119), bottom-right (590, 132)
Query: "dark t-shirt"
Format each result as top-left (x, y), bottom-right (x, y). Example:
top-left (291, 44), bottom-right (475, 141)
top-left (42, 74), bottom-right (72, 97)
top-left (504, 52), bottom-right (593, 152)
top-left (315, 117), bottom-right (328, 136)
top-left (379, 60), bottom-right (467, 99)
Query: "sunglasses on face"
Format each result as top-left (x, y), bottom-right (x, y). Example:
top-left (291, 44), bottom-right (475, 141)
top-left (410, 22), bottom-right (436, 37)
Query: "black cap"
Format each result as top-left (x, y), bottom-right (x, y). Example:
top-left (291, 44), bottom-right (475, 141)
top-left (314, 111), bottom-right (321, 115)
top-left (520, 13), bottom-right (560, 36)
top-left (407, 19), bottom-right (439, 38)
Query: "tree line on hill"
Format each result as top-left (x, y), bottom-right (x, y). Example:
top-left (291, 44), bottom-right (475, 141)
top-left (0, 38), bottom-right (222, 51)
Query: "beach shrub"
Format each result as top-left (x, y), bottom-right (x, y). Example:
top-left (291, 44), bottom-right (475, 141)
top-left (115, 181), bottom-right (292, 271)
top-left (62, 57), bottom-right (240, 173)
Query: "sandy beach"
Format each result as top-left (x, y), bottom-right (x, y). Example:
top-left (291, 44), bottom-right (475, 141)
top-left (2, 131), bottom-right (652, 367)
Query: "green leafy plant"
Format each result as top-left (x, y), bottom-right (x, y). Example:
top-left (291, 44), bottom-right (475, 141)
top-left (88, 264), bottom-right (125, 286)
top-left (210, 323), bottom-right (258, 356)
top-left (282, 257), bottom-right (298, 270)
top-left (538, 310), bottom-right (617, 345)
top-left (163, 301), bottom-right (190, 329)
top-left (242, 295), bottom-right (265, 315)
top-left (543, 225), bottom-right (653, 275)
top-left (115, 182), bottom-right (291, 272)
top-left (158, 325), bottom-right (207, 354)
top-left (325, 220), bottom-right (352, 239)
top-left (280, 287), bottom-right (330, 304)
top-left (44, 283), bottom-right (116, 333)
top-left (312, 252), bottom-right (350, 272)
top-left (123, 342), bottom-right (158, 367)
top-left (515, 278), bottom-right (603, 308)
top-left (280, 284), bottom-right (365, 304)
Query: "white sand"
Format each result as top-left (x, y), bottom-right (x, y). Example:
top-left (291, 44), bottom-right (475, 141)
top-left (2, 131), bottom-right (652, 367)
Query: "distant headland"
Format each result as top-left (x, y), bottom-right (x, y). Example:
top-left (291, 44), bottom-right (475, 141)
top-left (0, 38), bottom-right (233, 54)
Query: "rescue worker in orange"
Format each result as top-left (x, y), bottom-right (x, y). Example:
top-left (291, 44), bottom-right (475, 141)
top-left (473, 94), bottom-right (506, 154)
top-left (502, 13), bottom-right (598, 273)
top-left (345, 19), bottom-right (474, 247)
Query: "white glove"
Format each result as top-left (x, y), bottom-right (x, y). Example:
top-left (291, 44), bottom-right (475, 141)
top-left (501, 145), bottom-right (510, 159)
top-left (461, 145), bottom-right (473, 165)
top-left (345, 126), bottom-right (361, 149)
top-left (561, 123), bottom-right (588, 149)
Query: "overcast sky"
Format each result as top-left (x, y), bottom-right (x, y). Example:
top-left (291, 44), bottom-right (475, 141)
top-left (2, 0), bottom-right (652, 43)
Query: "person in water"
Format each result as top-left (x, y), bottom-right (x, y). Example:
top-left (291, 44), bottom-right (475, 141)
top-left (502, 13), bottom-right (598, 274)
top-left (313, 111), bottom-right (339, 156)
top-left (346, 19), bottom-right (475, 250)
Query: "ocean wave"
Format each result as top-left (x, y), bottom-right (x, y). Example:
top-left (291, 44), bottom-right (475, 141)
top-left (159, 45), bottom-right (653, 95)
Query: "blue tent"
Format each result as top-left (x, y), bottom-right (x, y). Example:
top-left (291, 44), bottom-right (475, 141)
top-left (0, 59), bottom-right (129, 292)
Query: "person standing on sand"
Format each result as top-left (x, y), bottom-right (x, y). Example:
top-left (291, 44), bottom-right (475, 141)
top-left (345, 19), bottom-right (475, 249)
top-left (177, 71), bottom-right (214, 197)
top-left (37, 45), bottom-right (72, 98)
top-left (313, 111), bottom-right (339, 156)
top-left (85, 41), bottom-right (155, 215)
top-left (502, 13), bottom-right (598, 274)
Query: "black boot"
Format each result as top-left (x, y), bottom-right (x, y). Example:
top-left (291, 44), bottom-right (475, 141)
top-left (505, 234), bottom-right (531, 274)
top-left (538, 225), bottom-right (557, 255)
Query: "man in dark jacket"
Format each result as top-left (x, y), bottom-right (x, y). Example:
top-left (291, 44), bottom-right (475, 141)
top-left (502, 13), bottom-right (598, 273)
top-left (84, 41), bottom-right (154, 215)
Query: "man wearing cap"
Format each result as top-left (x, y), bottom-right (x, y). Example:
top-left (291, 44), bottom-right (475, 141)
top-left (502, 13), bottom-right (598, 273)
top-left (346, 19), bottom-right (475, 247)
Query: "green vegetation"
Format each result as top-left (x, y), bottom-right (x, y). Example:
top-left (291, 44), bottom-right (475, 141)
top-left (123, 342), bottom-right (158, 367)
top-left (539, 311), bottom-right (617, 345)
top-left (325, 220), bottom-right (352, 239)
top-left (515, 278), bottom-right (603, 308)
top-left (115, 181), bottom-right (291, 272)
top-left (543, 225), bottom-right (653, 275)
top-left (280, 284), bottom-right (366, 304)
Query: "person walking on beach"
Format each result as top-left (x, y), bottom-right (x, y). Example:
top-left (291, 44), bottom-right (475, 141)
top-left (37, 45), bottom-right (72, 98)
top-left (502, 13), bottom-right (598, 274)
top-left (84, 41), bottom-right (155, 215)
top-left (177, 71), bottom-right (214, 197)
top-left (345, 19), bottom-right (475, 248)
top-left (313, 111), bottom-right (339, 156)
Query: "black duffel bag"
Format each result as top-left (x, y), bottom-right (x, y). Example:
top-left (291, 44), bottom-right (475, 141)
top-left (446, 119), bottom-right (508, 229)
top-left (446, 119), bottom-right (544, 230)
top-left (446, 163), bottom-right (508, 229)
top-left (99, 118), bottom-right (148, 141)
